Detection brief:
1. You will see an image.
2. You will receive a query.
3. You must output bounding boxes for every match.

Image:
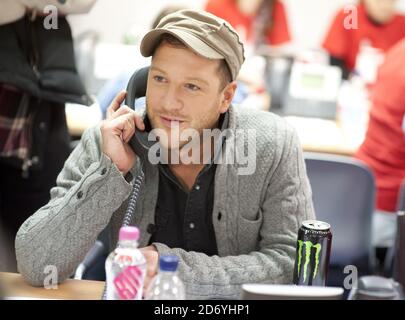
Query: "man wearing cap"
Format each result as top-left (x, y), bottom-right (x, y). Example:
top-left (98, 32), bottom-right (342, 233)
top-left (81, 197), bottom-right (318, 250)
top-left (15, 10), bottom-right (315, 299)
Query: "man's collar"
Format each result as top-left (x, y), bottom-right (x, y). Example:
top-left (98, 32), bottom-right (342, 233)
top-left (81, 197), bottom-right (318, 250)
top-left (210, 110), bottom-right (230, 166)
top-left (218, 110), bottom-right (229, 132)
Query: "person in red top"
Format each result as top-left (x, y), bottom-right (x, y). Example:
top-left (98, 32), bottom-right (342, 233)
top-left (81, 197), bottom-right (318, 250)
top-left (356, 38), bottom-right (405, 249)
top-left (323, 0), bottom-right (405, 78)
top-left (205, 0), bottom-right (291, 47)
top-left (205, 0), bottom-right (290, 111)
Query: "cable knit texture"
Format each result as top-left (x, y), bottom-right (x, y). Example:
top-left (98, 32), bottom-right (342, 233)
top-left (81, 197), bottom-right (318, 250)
top-left (15, 106), bottom-right (315, 299)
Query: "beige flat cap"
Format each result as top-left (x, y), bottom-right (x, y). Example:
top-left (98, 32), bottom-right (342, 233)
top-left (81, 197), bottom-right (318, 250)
top-left (140, 9), bottom-right (245, 81)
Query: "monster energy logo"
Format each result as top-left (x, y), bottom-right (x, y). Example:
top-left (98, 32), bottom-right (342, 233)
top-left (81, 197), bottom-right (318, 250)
top-left (296, 240), bottom-right (322, 282)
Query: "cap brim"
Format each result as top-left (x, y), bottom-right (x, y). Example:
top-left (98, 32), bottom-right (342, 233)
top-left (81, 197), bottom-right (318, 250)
top-left (140, 28), bottom-right (223, 60)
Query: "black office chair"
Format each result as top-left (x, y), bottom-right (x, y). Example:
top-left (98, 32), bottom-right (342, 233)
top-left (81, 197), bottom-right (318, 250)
top-left (73, 225), bottom-right (110, 280)
top-left (304, 152), bottom-right (376, 289)
top-left (383, 178), bottom-right (405, 277)
top-left (74, 67), bottom-right (150, 281)
top-left (393, 212), bottom-right (405, 289)
top-left (348, 211), bottom-right (405, 300)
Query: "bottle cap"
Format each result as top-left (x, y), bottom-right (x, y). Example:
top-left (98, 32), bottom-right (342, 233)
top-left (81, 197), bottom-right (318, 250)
top-left (159, 255), bottom-right (179, 272)
top-left (119, 226), bottom-right (140, 241)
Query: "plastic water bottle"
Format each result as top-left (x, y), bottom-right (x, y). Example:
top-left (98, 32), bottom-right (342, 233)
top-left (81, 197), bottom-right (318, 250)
top-left (146, 255), bottom-right (186, 300)
top-left (105, 226), bottom-right (146, 300)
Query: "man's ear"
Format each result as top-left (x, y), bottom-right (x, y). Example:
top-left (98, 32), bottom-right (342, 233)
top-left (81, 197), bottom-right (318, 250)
top-left (219, 81), bottom-right (237, 113)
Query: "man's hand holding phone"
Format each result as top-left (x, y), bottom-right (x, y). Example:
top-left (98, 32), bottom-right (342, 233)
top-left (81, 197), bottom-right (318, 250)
top-left (100, 90), bottom-right (145, 175)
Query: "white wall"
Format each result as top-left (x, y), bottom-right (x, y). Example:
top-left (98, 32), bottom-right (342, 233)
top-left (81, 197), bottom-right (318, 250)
top-left (68, 0), bottom-right (205, 43)
top-left (68, 0), bottom-right (405, 50)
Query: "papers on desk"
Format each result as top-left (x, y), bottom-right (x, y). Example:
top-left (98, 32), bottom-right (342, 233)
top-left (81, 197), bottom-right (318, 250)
top-left (284, 116), bottom-right (361, 155)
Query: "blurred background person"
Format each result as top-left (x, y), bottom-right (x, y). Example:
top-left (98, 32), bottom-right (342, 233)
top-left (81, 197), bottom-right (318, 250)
top-left (205, 0), bottom-right (291, 49)
top-left (323, 0), bottom-right (405, 81)
top-left (355, 38), bottom-right (405, 269)
top-left (0, 0), bottom-right (95, 271)
top-left (205, 0), bottom-right (291, 111)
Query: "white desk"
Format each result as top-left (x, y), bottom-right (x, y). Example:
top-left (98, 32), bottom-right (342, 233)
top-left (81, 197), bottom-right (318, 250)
top-left (285, 116), bottom-right (364, 156)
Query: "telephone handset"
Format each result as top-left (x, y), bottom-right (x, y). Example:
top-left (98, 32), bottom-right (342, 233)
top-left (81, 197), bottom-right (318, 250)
top-left (117, 66), bottom-right (155, 227)
top-left (124, 66), bottom-right (154, 161)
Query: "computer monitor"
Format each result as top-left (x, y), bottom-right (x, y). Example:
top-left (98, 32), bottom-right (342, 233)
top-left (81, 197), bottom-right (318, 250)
top-left (241, 284), bottom-right (344, 300)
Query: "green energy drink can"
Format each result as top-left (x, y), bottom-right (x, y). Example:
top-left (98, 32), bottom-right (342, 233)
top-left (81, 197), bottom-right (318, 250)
top-left (293, 220), bottom-right (332, 286)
